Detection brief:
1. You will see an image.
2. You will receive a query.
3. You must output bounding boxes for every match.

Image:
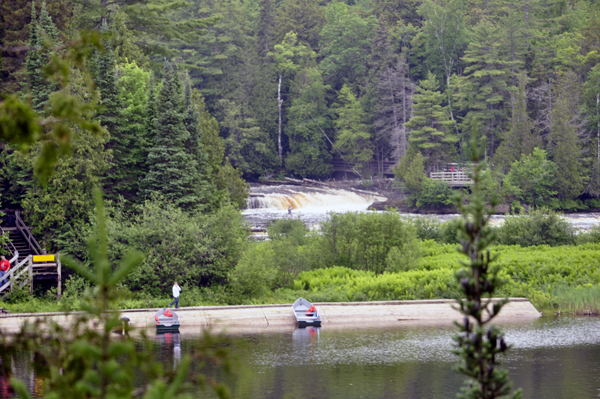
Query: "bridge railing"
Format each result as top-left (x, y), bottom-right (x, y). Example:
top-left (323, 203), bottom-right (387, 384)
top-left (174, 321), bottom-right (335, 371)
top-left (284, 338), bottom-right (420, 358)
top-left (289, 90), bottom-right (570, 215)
top-left (15, 211), bottom-right (43, 255)
top-left (430, 171), bottom-right (473, 186)
top-left (0, 253), bottom-right (62, 300)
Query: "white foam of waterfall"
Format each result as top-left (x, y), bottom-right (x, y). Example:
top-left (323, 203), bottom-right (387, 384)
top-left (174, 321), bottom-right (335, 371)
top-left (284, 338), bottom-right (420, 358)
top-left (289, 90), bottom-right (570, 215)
top-left (243, 185), bottom-right (387, 230)
top-left (247, 188), bottom-right (385, 212)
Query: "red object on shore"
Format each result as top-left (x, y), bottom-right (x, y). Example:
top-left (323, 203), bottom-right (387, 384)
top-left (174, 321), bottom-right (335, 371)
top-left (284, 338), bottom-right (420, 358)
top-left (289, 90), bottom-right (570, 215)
top-left (306, 304), bottom-right (316, 316)
top-left (164, 309), bottom-right (173, 317)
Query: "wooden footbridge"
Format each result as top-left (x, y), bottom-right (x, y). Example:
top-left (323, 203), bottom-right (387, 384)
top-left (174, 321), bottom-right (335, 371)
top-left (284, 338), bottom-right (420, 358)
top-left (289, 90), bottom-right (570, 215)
top-left (1, 211), bottom-right (61, 301)
top-left (429, 171), bottom-right (473, 187)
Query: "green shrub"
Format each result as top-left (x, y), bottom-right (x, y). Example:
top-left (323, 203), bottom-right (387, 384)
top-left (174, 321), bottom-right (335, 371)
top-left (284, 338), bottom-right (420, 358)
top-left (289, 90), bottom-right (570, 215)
top-left (577, 224), bottom-right (600, 245)
top-left (228, 243), bottom-right (278, 300)
top-left (267, 218), bottom-right (309, 246)
top-left (104, 200), bottom-right (248, 295)
top-left (495, 208), bottom-right (576, 246)
top-left (413, 178), bottom-right (454, 209)
top-left (410, 217), bottom-right (461, 244)
top-left (319, 211), bottom-right (420, 274)
top-left (411, 217), bottom-right (443, 241)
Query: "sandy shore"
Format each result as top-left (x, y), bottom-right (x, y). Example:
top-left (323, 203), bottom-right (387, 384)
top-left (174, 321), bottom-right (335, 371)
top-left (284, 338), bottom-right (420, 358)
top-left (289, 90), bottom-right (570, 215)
top-left (0, 298), bottom-right (540, 333)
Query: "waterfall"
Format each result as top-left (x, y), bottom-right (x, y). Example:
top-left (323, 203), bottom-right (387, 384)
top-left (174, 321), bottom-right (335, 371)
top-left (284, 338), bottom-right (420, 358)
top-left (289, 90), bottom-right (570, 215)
top-left (243, 185), bottom-right (387, 230)
top-left (246, 186), bottom-right (386, 212)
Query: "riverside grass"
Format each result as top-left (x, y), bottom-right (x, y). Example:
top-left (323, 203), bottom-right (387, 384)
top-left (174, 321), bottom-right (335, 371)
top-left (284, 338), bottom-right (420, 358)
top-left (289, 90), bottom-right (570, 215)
top-left (2, 241), bottom-right (600, 314)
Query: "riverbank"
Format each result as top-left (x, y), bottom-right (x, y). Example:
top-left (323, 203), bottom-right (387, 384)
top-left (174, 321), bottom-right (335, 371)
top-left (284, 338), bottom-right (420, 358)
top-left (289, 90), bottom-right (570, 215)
top-left (0, 298), bottom-right (540, 333)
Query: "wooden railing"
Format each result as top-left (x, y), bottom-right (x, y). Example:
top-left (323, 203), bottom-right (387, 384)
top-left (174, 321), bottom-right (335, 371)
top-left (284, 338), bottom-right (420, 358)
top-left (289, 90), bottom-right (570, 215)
top-left (0, 253), bottom-right (62, 300)
top-left (0, 226), bottom-right (18, 258)
top-left (429, 171), bottom-right (473, 187)
top-left (15, 211), bottom-right (43, 255)
top-left (0, 252), bottom-right (26, 298)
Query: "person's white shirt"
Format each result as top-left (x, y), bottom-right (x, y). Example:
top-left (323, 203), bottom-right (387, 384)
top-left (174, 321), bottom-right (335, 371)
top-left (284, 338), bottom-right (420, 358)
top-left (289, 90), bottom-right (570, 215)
top-left (172, 284), bottom-right (181, 298)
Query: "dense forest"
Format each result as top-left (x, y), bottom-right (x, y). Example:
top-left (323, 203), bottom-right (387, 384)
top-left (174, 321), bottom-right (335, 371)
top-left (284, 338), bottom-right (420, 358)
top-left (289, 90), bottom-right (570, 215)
top-left (3, 0), bottom-right (600, 296)
top-left (2, 0), bottom-right (600, 191)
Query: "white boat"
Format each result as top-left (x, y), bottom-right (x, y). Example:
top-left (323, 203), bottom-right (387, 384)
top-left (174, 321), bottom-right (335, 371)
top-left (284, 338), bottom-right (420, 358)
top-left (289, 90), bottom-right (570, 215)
top-left (154, 308), bottom-right (180, 333)
top-left (292, 297), bottom-right (322, 327)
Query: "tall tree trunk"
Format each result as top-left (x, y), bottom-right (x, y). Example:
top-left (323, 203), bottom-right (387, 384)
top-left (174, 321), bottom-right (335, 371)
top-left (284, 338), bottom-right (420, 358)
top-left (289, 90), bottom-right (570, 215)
top-left (525, 0), bottom-right (530, 45)
top-left (597, 93), bottom-right (599, 178)
top-left (277, 72), bottom-right (284, 172)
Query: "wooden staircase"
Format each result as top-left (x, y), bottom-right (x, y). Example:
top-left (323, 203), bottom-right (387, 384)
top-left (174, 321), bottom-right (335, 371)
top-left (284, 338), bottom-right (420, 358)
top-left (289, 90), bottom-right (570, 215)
top-left (1, 211), bottom-right (62, 300)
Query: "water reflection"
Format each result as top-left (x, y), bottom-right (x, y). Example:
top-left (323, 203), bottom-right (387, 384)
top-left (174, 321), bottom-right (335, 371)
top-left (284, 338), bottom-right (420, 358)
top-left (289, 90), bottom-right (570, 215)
top-left (4, 317), bottom-right (600, 398)
top-left (154, 332), bottom-right (182, 370)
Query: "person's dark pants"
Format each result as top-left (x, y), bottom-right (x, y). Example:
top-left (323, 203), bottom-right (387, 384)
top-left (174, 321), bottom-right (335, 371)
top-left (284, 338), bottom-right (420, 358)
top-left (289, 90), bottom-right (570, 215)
top-left (169, 296), bottom-right (179, 308)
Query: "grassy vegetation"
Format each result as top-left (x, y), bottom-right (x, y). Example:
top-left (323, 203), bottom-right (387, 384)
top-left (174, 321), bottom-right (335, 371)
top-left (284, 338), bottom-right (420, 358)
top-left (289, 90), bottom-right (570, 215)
top-left (3, 214), bottom-right (600, 315)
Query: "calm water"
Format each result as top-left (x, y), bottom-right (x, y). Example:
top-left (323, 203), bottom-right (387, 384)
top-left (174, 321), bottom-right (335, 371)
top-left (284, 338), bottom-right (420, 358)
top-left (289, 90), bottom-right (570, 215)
top-left (6, 317), bottom-right (600, 398)
top-left (164, 317), bottom-right (600, 399)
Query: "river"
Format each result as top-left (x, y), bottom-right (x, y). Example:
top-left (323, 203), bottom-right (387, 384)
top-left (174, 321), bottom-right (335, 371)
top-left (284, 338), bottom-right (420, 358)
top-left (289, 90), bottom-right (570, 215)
top-left (160, 317), bottom-right (600, 398)
top-left (7, 316), bottom-right (596, 398)
top-left (244, 184), bottom-right (600, 232)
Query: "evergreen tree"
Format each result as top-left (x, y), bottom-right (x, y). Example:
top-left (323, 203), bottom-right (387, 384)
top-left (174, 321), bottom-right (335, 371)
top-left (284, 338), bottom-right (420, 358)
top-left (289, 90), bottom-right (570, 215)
top-left (549, 72), bottom-right (587, 200)
top-left (113, 61), bottom-right (151, 203)
top-left (25, 0), bottom-right (58, 113)
top-left (275, 0), bottom-right (325, 50)
top-left (495, 71), bottom-right (538, 171)
top-left (584, 64), bottom-right (600, 196)
top-left (319, 2), bottom-right (377, 92)
top-left (256, 0), bottom-right (276, 58)
top-left (285, 67), bottom-right (333, 178)
top-left (94, 22), bottom-right (121, 138)
top-left (454, 21), bottom-right (513, 159)
top-left (0, 0), bottom-right (72, 94)
top-left (269, 32), bottom-right (316, 172)
top-left (406, 72), bottom-right (456, 171)
top-left (369, 22), bottom-right (415, 170)
top-left (335, 85), bottom-right (373, 173)
top-left (220, 98), bottom-right (278, 178)
top-left (140, 62), bottom-right (209, 210)
top-left (183, 78), bottom-right (214, 202)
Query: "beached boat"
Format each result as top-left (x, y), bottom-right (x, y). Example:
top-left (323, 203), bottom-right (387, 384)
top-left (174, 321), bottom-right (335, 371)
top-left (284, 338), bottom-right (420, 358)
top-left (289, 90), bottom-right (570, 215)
top-left (292, 298), bottom-right (322, 327)
top-left (154, 308), bottom-right (180, 333)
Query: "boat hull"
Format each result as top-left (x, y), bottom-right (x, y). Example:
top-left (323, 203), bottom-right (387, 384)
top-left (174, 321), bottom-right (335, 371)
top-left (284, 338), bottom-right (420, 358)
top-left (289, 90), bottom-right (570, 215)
top-left (156, 324), bottom-right (181, 333)
top-left (297, 320), bottom-right (321, 327)
top-left (292, 297), bottom-right (322, 327)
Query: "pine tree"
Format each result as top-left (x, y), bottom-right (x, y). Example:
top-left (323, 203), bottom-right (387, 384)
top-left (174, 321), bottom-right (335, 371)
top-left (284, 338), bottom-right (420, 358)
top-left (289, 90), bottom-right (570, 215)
top-left (550, 72), bottom-right (587, 200)
top-left (406, 72), bottom-right (456, 171)
top-left (495, 71), bottom-right (538, 171)
top-left (183, 78), bottom-right (214, 203)
top-left (334, 85), bottom-right (373, 173)
top-left (94, 22), bottom-right (121, 137)
top-left (113, 62), bottom-right (152, 203)
top-left (584, 64), bottom-right (600, 196)
top-left (285, 67), bottom-right (333, 178)
top-left (25, 0), bottom-right (58, 113)
top-left (454, 21), bottom-right (513, 159)
top-left (0, 0), bottom-right (72, 94)
top-left (140, 62), bottom-right (209, 210)
top-left (256, 0), bottom-right (276, 58)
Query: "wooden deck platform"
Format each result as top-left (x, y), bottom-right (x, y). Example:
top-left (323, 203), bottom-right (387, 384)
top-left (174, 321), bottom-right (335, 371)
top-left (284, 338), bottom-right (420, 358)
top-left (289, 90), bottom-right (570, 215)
top-left (429, 171), bottom-right (473, 187)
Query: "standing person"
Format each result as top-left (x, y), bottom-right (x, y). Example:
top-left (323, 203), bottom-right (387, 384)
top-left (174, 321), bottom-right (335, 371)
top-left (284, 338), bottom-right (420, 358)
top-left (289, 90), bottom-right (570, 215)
top-left (0, 255), bottom-right (10, 287)
top-left (169, 281), bottom-right (182, 308)
top-left (288, 206), bottom-right (292, 216)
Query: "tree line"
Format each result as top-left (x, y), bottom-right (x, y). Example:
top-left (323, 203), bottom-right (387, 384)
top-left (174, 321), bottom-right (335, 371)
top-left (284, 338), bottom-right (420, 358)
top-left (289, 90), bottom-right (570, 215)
top-left (3, 0), bottom-right (600, 231)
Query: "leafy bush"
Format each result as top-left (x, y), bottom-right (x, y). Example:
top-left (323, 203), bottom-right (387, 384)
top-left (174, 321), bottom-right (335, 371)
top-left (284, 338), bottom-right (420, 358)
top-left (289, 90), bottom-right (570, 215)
top-left (267, 218), bottom-right (309, 246)
top-left (495, 208), bottom-right (576, 246)
top-left (100, 200), bottom-right (248, 296)
top-left (228, 243), bottom-right (279, 300)
top-left (319, 211), bottom-right (420, 273)
top-left (411, 216), bottom-right (443, 241)
top-left (413, 178), bottom-right (454, 209)
top-left (503, 148), bottom-right (557, 206)
top-left (410, 216), bottom-right (461, 244)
